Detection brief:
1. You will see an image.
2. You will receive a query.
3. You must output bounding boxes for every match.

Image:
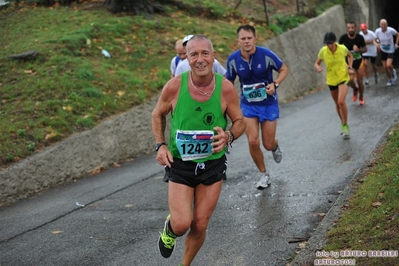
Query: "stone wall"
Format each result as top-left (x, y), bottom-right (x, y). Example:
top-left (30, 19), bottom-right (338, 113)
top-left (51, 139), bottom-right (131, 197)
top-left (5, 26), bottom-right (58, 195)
top-left (265, 5), bottom-right (346, 101)
top-left (0, 98), bottom-right (161, 206)
top-left (0, 5), bottom-right (350, 206)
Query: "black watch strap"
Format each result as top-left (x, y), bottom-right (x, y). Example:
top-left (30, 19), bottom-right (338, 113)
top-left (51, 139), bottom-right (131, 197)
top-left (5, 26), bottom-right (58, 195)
top-left (155, 142), bottom-right (167, 152)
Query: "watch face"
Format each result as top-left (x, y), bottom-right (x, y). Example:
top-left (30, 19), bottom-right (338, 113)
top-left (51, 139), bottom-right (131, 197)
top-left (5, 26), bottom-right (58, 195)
top-left (155, 143), bottom-right (166, 151)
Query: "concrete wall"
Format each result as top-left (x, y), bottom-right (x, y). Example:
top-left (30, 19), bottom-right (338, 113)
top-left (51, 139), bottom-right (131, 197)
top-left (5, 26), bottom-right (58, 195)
top-left (0, 98), bottom-right (161, 206)
top-left (265, 5), bottom-right (346, 101)
top-left (344, 0), bottom-right (368, 27)
top-left (0, 5), bottom-right (351, 207)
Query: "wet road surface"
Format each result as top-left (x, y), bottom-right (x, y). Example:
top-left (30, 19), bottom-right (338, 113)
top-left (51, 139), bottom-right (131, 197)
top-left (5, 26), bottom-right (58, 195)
top-left (1, 75), bottom-right (399, 266)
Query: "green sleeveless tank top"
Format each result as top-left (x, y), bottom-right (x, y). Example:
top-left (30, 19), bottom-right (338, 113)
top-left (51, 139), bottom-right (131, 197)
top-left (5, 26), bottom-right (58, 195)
top-left (169, 71), bottom-right (227, 163)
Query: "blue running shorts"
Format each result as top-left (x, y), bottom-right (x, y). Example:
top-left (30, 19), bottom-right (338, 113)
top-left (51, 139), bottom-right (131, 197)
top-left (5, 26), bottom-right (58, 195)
top-left (240, 102), bottom-right (279, 123)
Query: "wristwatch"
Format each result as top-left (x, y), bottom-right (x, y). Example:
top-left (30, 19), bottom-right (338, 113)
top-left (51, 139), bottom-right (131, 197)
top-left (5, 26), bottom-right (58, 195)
top-left (155, 142), bottom-right (167, 152)
top-left (226, 130), bottom-right (234, 146)
top-left (273, 82), bottom-right (279, 89)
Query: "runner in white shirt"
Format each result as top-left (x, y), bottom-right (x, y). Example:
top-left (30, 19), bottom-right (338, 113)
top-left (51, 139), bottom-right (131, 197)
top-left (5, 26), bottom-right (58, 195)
top-left (374, 19), bottom-right (399, 87)
top-left (359, 23), bottom-right (379, 85)
top-left (169, 39), bottom-right (187, 78)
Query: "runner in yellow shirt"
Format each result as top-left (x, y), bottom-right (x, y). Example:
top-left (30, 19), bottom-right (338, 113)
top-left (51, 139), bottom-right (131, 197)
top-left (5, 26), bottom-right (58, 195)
top-left (314, 32), bottom-right (354, 139)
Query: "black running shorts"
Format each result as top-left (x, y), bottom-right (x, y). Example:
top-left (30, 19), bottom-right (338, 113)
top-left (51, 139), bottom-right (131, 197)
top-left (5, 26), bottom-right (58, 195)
top-left (352, 59), bottom-right (363, 70)
top-left (328, 80), bottom-right (349, 91)
top-left (163, 154), bottom-right (227, 187)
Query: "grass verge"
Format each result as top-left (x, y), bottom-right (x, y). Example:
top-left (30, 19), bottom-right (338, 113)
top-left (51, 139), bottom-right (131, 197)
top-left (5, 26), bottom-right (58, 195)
top-left (321, 124), bottom-right (399, 265)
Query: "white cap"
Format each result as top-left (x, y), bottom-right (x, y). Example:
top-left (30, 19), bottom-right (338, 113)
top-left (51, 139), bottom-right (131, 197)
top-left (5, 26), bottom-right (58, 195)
top-left (182, 35), bottom-right (194, 46)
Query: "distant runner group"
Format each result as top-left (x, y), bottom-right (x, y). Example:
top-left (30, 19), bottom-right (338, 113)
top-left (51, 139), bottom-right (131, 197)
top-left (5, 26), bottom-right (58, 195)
top-left (314, 18), bottom-right (399, 140)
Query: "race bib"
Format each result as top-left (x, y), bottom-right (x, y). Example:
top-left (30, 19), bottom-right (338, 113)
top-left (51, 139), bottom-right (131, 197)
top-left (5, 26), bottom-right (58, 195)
top-left (243, 82), bottom-right (267, 102)
top-left (381, 44), bottom-right (391, 51)
top-left (176, 130), bottom-right (214, 161)
top-left (351, 51), bottom-right (362, 60)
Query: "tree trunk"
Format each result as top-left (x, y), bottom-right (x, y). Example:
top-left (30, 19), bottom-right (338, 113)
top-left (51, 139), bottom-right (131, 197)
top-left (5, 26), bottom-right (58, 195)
top-left (262, 0), bottom-right (269, 26)
top-left (103, 0), bottom-right (164, 15)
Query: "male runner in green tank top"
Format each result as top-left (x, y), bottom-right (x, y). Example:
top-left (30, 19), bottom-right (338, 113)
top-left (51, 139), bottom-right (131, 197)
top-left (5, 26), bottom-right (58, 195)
top-left (152, 34), bottom-right (246, 266)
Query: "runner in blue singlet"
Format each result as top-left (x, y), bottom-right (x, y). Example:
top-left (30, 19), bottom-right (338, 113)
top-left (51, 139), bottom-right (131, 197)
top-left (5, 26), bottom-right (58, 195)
top-left (226, 24), bottom-right (288, 189)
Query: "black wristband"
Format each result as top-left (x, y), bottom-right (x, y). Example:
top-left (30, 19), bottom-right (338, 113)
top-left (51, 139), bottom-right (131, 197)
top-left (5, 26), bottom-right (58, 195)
top-left (155, 142), bottom-right (167, 152)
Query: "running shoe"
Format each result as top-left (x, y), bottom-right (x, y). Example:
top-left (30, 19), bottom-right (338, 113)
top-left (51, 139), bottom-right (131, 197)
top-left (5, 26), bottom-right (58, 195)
top-left (256, 173), bottom-right (271, 189)
top-left (272, 144), bottom-right (282, 163)
top-left (342, 124), bottom-right (350, 139)
top-left (340, 123), bottom-right (344, 135)
top-left (158, 214), bottom-right (177, 258)
top-left (352, 88), bottom-right (358, 102)
top-left (364, 78), bottom-right (370, 85)
top-left (392, 69), bottom-right (397, 82)
top-left (359, 97), bottom-right (365, 106)
top-left (375, 73), bottom-right (378, 84)
top-left (387, 79), bottom-right (393, 87)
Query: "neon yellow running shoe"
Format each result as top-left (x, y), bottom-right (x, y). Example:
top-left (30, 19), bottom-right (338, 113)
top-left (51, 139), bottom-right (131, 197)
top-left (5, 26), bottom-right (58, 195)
top-left (158, 214), bottom-right (177, 258)
top-left (342, 124), bottom-right (350, 139)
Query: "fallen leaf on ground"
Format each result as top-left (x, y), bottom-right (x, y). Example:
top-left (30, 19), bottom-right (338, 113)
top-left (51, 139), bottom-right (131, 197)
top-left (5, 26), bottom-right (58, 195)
top-left (372, 201), bottom-right (382, 207)
top-left (45, 132), bottom-right (58, 140)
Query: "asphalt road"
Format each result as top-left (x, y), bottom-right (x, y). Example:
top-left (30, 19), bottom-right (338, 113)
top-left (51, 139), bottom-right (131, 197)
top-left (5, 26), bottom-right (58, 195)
top-left (1, 74), bottom-right (399, 266)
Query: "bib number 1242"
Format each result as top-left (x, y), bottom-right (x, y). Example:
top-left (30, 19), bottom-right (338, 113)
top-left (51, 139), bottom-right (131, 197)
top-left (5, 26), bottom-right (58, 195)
top-left (176, 130), bottom-right (214, 161)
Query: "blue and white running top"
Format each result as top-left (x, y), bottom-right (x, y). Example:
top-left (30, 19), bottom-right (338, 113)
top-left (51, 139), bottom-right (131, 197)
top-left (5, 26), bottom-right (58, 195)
top-left (226, 46), bottom-right (283, 106)
top-left (375, 26), bottom-right (398, 54)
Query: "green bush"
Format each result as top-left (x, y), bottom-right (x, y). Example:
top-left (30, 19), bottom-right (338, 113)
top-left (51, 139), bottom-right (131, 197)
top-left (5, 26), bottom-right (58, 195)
top-left (270, 13), bottom-right (307, 35)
